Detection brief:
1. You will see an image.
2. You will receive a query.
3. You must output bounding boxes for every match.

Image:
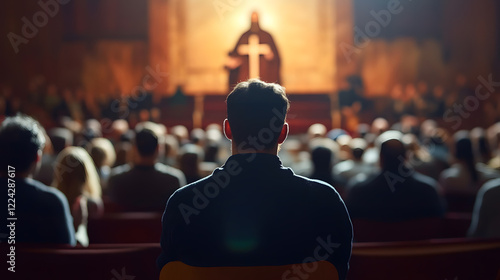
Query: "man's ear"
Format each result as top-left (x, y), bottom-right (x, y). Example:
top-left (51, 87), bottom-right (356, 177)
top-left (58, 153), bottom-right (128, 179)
top-left (278, 123), bottom-right (289, 144)
top-left (223, 119), bottom-right (232, 140)
top-left (36, 150), bottom-right (42, 163)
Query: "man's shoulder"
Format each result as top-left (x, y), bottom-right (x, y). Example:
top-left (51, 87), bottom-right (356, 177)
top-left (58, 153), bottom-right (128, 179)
top-left (410, 172), bottom-right (440, 195)
top-left (154, 163), bottom-right (185, 179)
top-left (170, 166), bottom-right (341, 200)
top-left (292, 172), bottom-right (341, 194)
top-left (20, 178), bottom-right (68, 208)
top-left (412, 172), bottom-right (438, 187)
top-left (480, 178), bottom-right (500, 198)
top-left (107, 164), bottom-right (133, 188)
top-left (110, 164), bottom-right (132, 178)
top-left (348, 172), bottom-right (380, 190)
top-left (439, 165), bottom-right (461, 180)
top-left (169, 175), bottom-right (212, 199)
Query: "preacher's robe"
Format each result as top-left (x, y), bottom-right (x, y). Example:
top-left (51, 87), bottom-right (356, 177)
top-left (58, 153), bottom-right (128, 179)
top-left (227, 27), bottom-right (281, 90)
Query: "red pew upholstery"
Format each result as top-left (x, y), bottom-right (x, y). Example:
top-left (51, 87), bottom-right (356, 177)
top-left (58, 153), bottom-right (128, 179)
top-left (87, 212), bottom-right (163, 243)
top-left (352, 213), bottom-right (472, 242)
top-left (2, 243), bottom-right (161, 280)
top-left (3, 238), bottom-right (499, 280)
top-left (349, 238), bottom-right (500, 280)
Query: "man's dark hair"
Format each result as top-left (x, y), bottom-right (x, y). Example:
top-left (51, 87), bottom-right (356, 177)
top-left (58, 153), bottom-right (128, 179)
top-left (0, 115), bottom-right (46, 173)
top-left (49, 127), bottom-right (73, 155)
top-left (377, 131), bottom-right (406, 171)
top-left (226, 79), bottom-right (289, 150)
top-left (134, 128), bottom-right (158, 157)
top-left (311, 145), bottom-right (333, 173)
top-left (454, 130), bottom-right (479, 183)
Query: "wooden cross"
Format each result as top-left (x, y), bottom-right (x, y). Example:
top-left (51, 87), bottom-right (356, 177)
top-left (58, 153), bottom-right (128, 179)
top-left (237, 34), bottom-right (272, 79)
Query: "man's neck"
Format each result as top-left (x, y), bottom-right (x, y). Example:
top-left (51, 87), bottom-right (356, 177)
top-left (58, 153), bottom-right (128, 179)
top-left (134, 157), bottom-right (157, 167)
top-left (231, 142), bottom-right (278, 156)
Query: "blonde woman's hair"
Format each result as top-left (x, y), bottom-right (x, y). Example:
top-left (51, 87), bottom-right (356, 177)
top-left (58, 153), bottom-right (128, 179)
top-left (88, 138), bottom-right (116, 168)
top-left (53, 146), bottom-right (101, 205)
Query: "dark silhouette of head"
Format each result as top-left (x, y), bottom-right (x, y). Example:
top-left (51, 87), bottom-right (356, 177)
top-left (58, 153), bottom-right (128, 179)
top-left (49, 127), bottom-right (73, 155)
top-left (377, 131), bottom-right (405, 171)
top-left (205, 142), bottom-right (220, 163)
top-left (349, 138), bottom-right (367, 161)
top-left (311, 146), bottom-right (334, 184)
top-left (178, 144), bottom-right (204, 184)
top-left (225, 79), bottom-right (289, 152)
top-left (471, 127), bottom-right (491, 163)
top-left (0, 115), bottom-right (46, 174)
top-left (454, 130), bottom-right (479, 182)
top-left (134, 128), bottom-right (159, 158)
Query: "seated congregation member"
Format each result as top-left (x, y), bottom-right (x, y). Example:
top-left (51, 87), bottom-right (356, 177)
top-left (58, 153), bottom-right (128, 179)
top-left (361, 118), bottom-right (390, 167)
top-left (157, 79), bottom-right (353, 280)
top-left (309, 144), bottom-right (336, 186)
top-left (0, 115), bottom-right (75, 245)
top-left (33, 128), bottom-right (55, 186)
top-left (402, 133), bottom-right (447, 181)
top-left (440, 131), bottom-right (500, 195)
top-left (177, 143), bottom-right (204, 184)
top-left (87, 137), bottom-right (116, 190)
top-left (346, 131), bottom-right (444, 222)
top-left (107, 127), bottom-right (186, 212)
top-left (291, 137), bottom-right (339, 177)
top-left (161, 134), bottom-right (179, 167)
top-left (306, 138), bottom-right (344, 195)
top-left (53, 147), bottom-right (103, 246)
top-left (468, 178), bottom-right (500, 238)
top-left (470, 127), bottom-right (492, 164)
top-left (114, 131), bottom-right (134, 168)
top-left (34, 127), bottom-right (73, 185)
top-left (333, 138), bottom-right (375, 185)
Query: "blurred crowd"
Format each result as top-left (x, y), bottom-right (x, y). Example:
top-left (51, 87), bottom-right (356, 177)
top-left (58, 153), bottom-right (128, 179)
top-left (4, 113), bottom-right (498, 246)
top-left (1, 74), bottom-right (500, 246)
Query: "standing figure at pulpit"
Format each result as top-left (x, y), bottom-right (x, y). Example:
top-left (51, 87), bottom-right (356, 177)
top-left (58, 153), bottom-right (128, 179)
top-left (225, 12), bottom-right (281, 90)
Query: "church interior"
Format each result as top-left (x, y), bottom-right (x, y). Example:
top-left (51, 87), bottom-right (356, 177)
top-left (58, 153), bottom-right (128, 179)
top-left (1, 0), bottom-right (500, 279)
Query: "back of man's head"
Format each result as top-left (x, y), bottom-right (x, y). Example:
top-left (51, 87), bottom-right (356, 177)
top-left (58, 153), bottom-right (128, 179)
top-left (0, 115), bottom-right (46, 174)
top-left (134, 128), bottom-right (159, 158)
top-left (49, 127), bottom-right (73, 155)
top-left (454, 130), bottom-right (474, 161)
top-left (311, 145), bottom-right (333, 172)
top-left (226, 79), bottom-right (289, 150)
top-left (349, 138), bottom-right (367, 161)
top-left (377, 130), bottom-right (405, 171)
